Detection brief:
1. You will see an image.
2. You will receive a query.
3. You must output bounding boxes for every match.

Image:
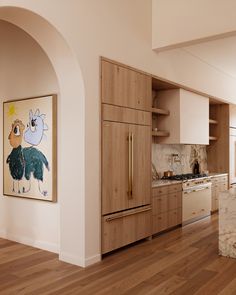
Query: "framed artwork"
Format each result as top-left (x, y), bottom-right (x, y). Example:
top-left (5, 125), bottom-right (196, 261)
top-left (3, 94), bottom-right (57, 202)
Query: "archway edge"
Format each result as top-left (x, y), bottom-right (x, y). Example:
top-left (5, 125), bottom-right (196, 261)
top-left (0, 6), bottom-right (86, 266)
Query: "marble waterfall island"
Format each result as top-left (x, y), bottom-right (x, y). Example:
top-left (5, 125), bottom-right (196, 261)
top-left (219, 188), bottom-right (236, 258)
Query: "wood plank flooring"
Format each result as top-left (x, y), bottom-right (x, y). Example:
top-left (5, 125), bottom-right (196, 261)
top-left (0, 214), bottom-right (235, 294)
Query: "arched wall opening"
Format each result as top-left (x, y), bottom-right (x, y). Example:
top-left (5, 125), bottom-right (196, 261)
top-left (0, 6), bottom-right (88, 266)
top-left (0, 19), bottom-right (60, 252)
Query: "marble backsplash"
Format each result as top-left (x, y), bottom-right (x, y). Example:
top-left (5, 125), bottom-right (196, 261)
top-left (152, 143), bottom-right (207, 179)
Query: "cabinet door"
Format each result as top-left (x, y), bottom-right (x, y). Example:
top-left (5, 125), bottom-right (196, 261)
top-left (102, 122), bottom-right (151, 215)
top-left (168, 192), bottom-right (182, 211)
top-left (102, 121), bottom-right (129, 214)
top-left (128, 124), bottom-right (151, 209)
top-left (101, 60), bottom-right (151, 111)
top-left (168, 209), bottom-right (182, 228)
top-left (153, 212), bottom-right (168, 234)
top-left (152, 194), bottom-right (168, 215)
top-left (230, 130), bottom-right (236, 185)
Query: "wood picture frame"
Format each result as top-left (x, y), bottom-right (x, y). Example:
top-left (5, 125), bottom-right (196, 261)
top-left (3, 94), bottom-right (57, 202)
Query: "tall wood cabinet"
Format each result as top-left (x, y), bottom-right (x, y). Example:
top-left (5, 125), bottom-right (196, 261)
top-left (101, 58), bottom-right (152, 254)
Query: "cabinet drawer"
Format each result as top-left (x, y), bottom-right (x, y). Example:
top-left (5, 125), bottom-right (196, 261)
top-left (168, 208), bottom-right (182, 228)
top-left (102, 206), bottom-right (151, 254)
top-left (152, 184), bottom-right (182, 197)
top-left (212, 176), bottom-right (228, 184)
top-left (219, 176), bottom-right (228, 183)
top-left (152, 212), bottom-right (168, 234)
top-left (219, 182), bottom-right (228, 192)
top-left (168, 192), bottom-right (182, 211)
top-left (153, 186), bottom-right (168, 197)
top-left (168, 184), bottom-right (182, 194)
top-left (152, 209), bottom-right (182, 235)
top-left (152, 195), bottom-right (168, 215)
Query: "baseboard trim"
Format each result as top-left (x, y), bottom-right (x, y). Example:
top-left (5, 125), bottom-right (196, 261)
top-left (59, 252), bottom-right (101, 267)
top-left (85, 254), bottom-right (101, 267)
top-left (0, 230), bottom-right (59, 253)
top-left (59, 252), bottom-right (85, 267)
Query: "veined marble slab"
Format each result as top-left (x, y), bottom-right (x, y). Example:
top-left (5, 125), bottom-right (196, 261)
top-left (219, 188), bottom-right (236, 258)
top-left (152, 180), bottom-right (182, 188)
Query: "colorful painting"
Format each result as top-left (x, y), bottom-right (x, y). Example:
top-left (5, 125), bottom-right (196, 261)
top-left (3, 95), bottom-right (57, 202)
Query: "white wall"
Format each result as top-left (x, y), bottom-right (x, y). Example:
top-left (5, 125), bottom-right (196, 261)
top-left (0, 20), bottom-right (59, 253)
top-left (0, 0), bottom-right (236, 266)
top-left (152, 0), bottom-right (236, 51)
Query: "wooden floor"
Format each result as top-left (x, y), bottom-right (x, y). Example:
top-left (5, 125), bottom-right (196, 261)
top-left (0, 214), bottom-right (236, 294)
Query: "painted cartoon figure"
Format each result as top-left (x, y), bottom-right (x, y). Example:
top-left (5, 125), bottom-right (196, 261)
top-left (24, 109), bottom-right (48, 146)
top-left (6, 111), bottom-right (50, 196)
top-left (6, 120), bottom-right (25, 193)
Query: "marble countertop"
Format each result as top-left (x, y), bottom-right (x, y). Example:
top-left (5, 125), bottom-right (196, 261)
top-left (152, 172), bottom-right (228, 188)
top-left (219, 187), bottom-right (236, 258)
top-left (208, 173), bottom-right (228, 178)
top-left (152, 179), bottom-right (182, 188)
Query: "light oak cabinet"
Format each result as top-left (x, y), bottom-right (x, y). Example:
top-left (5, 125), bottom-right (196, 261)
top-left (102, 206), bottom-right (151, 254)
top-left (102, 121), bottom-right (151, 215)
top-left (101, 59), bottom-right (152, 254)
top-left (211, 175), bottom-right (228, 212)
top-left (154, 89), bottom-right (209, 144)
top-left (152, 184), bottom-right (182, 234)
top-left (101, 60), bottom-right (152, 111)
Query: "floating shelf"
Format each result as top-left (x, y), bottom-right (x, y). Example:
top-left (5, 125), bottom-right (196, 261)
top-left (209, 119), bottom-right (218, 124)
top-left (152, 130), bottom-right (170, 137)
top-left (151, 107), bottom-right (170, 116)
top-left (209, 136), bottom-right (218, 141)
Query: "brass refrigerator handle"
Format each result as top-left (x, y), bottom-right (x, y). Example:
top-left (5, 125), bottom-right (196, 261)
top-left (130, 132), bottom-right (134, 199)
top-left (127, 133), bottom-right (132, 199)
top-left (105, 207), bottom-right (151, 222)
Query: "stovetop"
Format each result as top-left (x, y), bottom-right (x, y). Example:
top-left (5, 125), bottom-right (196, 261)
top-left (162, 173), bottom-right (208, 181)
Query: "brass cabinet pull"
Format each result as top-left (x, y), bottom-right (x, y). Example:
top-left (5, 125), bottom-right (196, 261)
top-left (105, 207), bottom-right (151, 222)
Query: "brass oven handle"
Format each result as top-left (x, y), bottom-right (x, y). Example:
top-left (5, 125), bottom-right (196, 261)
top-left (130, 132), bottom-right (134, 199)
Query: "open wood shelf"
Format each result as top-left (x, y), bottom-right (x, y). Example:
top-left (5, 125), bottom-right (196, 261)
top-left (151, 107), bottom-right (170, 116)
top-left (152, 130), bottom-right (170, 137)
top-left (209, 136), bottom-right (218, 141)
top-left (209, 119), bottom-right (218, 124)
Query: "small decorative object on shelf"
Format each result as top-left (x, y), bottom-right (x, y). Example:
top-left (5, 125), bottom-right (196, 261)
top-left (209, 119), bottom-right (218, 124)
top-left (209, 136), bottom-right (217, 141)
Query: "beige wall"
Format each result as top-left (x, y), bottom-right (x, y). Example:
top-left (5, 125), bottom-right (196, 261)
top-left (0, 0), bottom-right (236, 266)
top-left (0, 20), bottom-right (59, 252)
top-left (152, 0), bottom-right (236, 50)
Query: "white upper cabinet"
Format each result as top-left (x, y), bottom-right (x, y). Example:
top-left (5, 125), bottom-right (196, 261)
top-left (155, 89), bottom-right (209, 145)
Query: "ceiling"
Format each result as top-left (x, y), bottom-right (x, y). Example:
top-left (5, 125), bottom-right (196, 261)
top-left (183, 35), bottom-right (236, 80)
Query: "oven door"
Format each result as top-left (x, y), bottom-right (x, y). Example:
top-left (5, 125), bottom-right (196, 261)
top-left (182, 184), bottom-right (211, 224)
